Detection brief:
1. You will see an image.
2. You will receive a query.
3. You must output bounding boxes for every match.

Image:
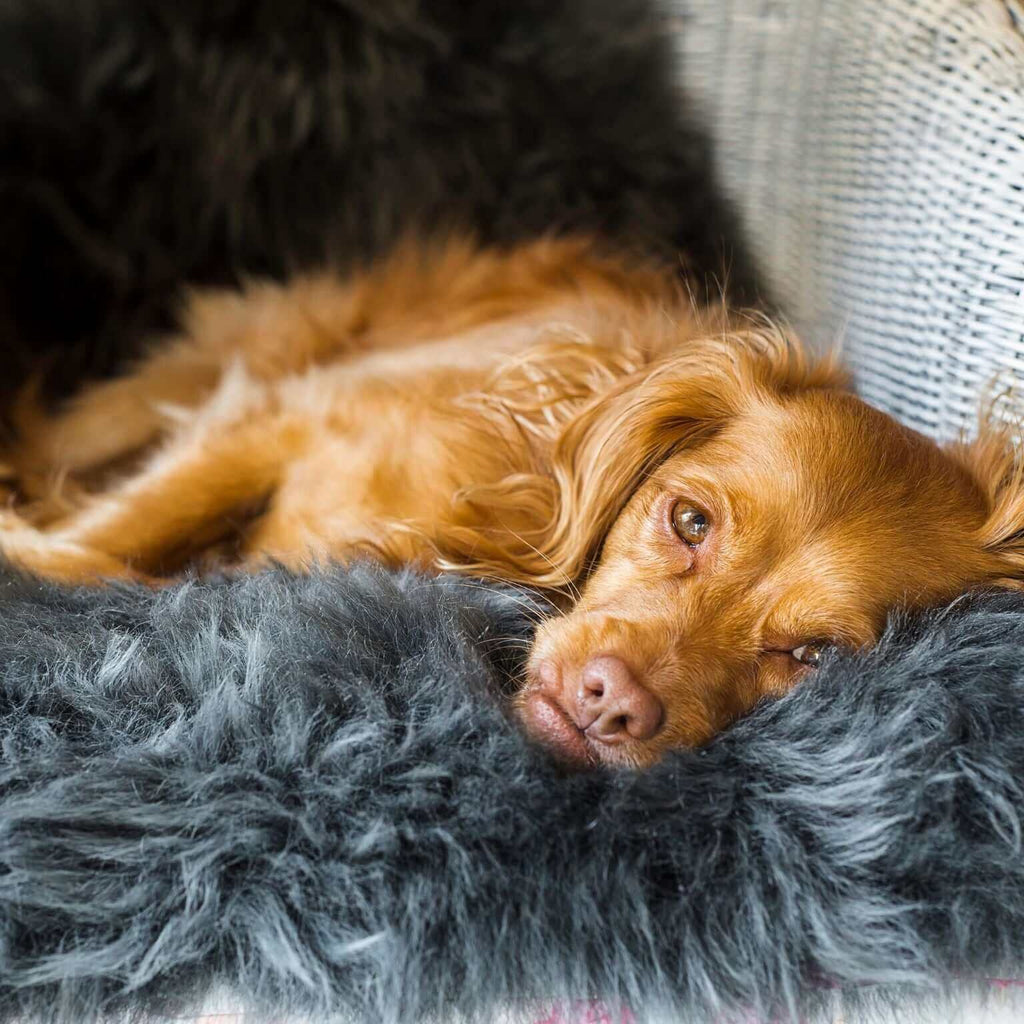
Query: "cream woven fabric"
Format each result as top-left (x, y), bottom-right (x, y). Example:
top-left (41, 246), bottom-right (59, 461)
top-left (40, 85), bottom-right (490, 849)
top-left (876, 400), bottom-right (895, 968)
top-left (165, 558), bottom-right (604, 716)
top-left (669, 0), bottom-right (1024, 441)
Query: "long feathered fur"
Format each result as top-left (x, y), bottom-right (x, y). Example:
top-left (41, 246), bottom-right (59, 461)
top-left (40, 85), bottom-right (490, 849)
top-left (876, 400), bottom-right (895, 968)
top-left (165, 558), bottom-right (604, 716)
top-left (437, 316), bottom-right (848, 587)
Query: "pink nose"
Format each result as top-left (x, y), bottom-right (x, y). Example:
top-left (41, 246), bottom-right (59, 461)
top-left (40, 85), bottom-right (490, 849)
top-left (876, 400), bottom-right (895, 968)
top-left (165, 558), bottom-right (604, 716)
top-left (577, 655), bottom-right (664, 743)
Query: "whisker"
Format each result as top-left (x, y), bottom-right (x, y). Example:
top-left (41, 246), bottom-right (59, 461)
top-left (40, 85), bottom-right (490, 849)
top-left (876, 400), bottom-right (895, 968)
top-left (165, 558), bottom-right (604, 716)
top-left (478, 637), bottom-right (534, 650)
top-left (413, 578), bottom-right (552, 629)
top-left (502, 528), bottom-right (581, 602)
top-left (479, 644), bottom-right (535, 659)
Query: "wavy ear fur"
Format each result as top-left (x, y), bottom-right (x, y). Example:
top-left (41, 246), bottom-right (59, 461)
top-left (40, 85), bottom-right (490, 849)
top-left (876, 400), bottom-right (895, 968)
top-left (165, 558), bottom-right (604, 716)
top-left (436, 317), bottom-right (846, 590)
top-left (950, 420), bottom-right (1024, 588)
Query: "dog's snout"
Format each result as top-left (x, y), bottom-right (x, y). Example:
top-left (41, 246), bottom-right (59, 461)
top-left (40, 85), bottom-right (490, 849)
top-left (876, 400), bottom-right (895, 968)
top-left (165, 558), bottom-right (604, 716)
top-left (578, 655), bottom-right (663, 743)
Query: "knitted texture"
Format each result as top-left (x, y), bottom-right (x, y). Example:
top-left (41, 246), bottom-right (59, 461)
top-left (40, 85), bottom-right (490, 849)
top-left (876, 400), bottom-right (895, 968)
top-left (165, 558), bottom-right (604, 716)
top-left (673, 0), bottom-right (1024, 439)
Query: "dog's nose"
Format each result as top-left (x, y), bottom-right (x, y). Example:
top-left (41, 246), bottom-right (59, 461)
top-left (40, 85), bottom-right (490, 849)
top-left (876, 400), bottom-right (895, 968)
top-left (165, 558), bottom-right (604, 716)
top-left (578, 655), bottom-right (663, 743)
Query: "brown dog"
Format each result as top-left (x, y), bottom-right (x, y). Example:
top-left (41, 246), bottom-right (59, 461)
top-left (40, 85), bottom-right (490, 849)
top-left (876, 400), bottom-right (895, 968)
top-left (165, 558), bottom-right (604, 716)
top-left (3, 236), bottom-right (1023, 768)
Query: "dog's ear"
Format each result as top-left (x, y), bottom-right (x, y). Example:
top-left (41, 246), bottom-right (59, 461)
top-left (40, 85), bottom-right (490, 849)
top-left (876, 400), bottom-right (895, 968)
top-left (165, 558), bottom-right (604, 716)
top-left (535, 324), bottom-right (844, 586)
top-left (952, 423), bottom-right (1024, 587)
top-left (434, 320), bottom-right (842, 590)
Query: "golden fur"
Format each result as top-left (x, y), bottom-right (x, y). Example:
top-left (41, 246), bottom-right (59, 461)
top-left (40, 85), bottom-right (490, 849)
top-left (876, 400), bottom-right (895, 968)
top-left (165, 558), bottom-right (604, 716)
top-left (2, 235), bottom-right (1023, 767)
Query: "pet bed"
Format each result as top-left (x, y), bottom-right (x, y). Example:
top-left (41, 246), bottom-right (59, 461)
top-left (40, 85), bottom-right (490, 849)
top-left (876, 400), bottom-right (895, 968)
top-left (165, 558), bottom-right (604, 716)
top-left (2, 1), bottom-right (1024, 1022)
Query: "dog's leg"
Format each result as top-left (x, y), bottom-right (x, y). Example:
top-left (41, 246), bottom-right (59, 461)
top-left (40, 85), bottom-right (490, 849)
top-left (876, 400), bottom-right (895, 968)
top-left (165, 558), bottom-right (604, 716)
top-left (0, 511), bottom-right (154, 584)
top-left (59, 414), bottom-right (307, 571)
top-left (9, 356), bottom-right (221, 495)
top-left (0, 408), bottom-right (308, 584)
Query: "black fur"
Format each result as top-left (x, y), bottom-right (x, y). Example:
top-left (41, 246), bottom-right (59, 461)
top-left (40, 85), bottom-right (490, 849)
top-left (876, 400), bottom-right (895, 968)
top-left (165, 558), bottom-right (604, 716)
top-left (0, 568), bottom-right (1022, 1022)
top-left (0, 0), bottom-right (757, 402)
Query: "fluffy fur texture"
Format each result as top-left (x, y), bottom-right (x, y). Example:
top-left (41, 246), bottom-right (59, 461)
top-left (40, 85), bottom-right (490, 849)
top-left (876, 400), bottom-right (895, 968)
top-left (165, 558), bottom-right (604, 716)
top-left (0, 566), bottom-right (1023, 1023)
top-left (3, 0), bottom-right (1024, 1017)
top-left (5, 234), bottom-right (1024, 768)
top-left (0, 0), bottom-right (758, 406)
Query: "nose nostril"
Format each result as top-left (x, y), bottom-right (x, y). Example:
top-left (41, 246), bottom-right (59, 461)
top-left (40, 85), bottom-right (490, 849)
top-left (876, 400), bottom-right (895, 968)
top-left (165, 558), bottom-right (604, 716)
top-left (576, 655), bottom-right (664, 744)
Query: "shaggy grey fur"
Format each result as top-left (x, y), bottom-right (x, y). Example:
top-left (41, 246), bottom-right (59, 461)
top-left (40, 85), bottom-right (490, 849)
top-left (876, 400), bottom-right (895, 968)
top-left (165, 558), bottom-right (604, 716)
top-left (0, 566), bottom-right (1023, 1023)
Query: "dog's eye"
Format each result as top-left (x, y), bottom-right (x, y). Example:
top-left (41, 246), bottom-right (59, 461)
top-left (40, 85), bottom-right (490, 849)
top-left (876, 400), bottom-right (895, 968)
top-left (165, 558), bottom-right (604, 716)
top-left (671, 504), bottom-right (710, 546)
top-left (791, 642), bottom-right (829, 667)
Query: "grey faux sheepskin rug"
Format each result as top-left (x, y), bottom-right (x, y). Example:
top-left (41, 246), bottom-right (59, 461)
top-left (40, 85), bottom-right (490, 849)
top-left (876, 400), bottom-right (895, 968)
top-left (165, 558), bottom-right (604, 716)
top-left (2, 567), bottom-right (1024, 1024)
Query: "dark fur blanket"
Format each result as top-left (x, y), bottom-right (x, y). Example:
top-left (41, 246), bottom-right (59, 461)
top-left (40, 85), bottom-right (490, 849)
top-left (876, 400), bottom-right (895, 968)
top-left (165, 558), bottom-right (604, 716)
top-left (0, 0), bottom-right (757, 403)
top-left (1, 568), bottom-right (1024, 1023)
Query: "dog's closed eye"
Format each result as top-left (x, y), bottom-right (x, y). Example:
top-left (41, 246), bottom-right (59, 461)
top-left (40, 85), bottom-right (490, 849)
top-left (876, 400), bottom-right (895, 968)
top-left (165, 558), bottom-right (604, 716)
top-left (763, 641), bottom-right (834, 667)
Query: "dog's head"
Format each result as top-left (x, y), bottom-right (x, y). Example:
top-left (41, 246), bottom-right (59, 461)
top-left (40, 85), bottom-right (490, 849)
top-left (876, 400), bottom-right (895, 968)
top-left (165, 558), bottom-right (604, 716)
top-left (516, 327), bottom-right (1024, 768)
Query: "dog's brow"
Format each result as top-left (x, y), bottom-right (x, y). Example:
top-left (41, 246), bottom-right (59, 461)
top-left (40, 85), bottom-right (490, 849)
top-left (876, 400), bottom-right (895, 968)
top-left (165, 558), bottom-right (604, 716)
top-left (760, 595), bottom-right (876, 649)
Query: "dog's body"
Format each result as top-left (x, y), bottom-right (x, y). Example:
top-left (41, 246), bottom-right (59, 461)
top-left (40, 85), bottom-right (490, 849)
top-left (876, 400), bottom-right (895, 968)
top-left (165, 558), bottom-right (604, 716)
top-left (4, 236), bottom-right (1024, 768)
top-left (3, 237), bottom-right (678, 581)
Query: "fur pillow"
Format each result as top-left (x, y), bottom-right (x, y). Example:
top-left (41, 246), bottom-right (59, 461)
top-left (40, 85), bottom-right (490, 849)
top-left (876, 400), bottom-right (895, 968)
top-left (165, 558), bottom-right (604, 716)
top-left (0, 567), bottom-right (1022, 1022)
